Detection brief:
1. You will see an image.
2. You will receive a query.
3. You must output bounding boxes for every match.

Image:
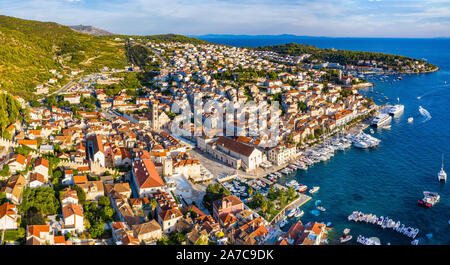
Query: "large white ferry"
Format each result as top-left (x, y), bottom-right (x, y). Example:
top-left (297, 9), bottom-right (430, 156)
top-left (371, 113), bottom-right (392, 127)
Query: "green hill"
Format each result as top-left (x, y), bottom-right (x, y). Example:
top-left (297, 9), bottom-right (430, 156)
top-left (0, 15), bottom-right (127, 99)
top-left (0, 15), bottom-right (212, 99)
top-left (258, 42), bottom-right (438, 73)
top-left (114, 33), bottom-right (210, 45)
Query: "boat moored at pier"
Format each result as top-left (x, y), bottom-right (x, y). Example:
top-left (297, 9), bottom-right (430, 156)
top-left (371, 113), bottom-right (392, 127)
top-left (348, 211), bottom-right (420, 239)
top-left (388, 104), bottom-right (404, 116)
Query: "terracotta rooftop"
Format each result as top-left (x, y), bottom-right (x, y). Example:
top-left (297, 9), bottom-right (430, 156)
top-left (132, 159), bottom-right (164, 189)
top-left (214, 136), bottom-right (255, 157)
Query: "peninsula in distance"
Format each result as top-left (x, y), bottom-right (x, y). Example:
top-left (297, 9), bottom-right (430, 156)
top-left (0, 0), bottom-right (447, 252)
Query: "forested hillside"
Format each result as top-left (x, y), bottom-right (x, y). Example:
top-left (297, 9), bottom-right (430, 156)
top-left (0, 15), bottom-right (127, 98)
top-left (0, 15), bottom-right (212, 99)
top-left (0, 92), bottom-right (25, 139)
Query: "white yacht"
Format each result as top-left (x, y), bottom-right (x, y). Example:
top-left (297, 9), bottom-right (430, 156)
top-left (438, 154), bottom-right (447, 183)
top-left (287, 208), bottom-right (297, 218)
top-left (294, 209), bottom-right (304, 218)
top-left (353, 140), bottom-right (370, 149)
top-left (351, 132), bottom-right (381, 148)
top-left (309, 186), bottom-right (320, 194)
top-left (388, 104), bottom-right (404, 116)
top-left (371, 113), bottom-right (392, 127)
top-left (418, 191), bottom-right (440, 208)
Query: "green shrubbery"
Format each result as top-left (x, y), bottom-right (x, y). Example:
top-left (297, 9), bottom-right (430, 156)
top-left (0, 93), bottom-right (23, 139)
top-left (202, 183), bottom-right (231, 212)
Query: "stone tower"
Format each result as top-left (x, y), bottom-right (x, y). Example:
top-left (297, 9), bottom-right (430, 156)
top-left (162, 157), bottom-right (173, 177)
top-left (151, 100), bottom-right (160, 131)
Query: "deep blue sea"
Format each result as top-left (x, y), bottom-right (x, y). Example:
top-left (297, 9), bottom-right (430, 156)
top-left (197, 35), bottom-right (450, 245)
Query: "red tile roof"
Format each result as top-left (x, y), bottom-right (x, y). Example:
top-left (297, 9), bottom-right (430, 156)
top-left (34, 158), bottom-right (49, 168)
top-left (132, 159), bottom-right (164, 189)
top-left (73, 175), bottom-right (88, 184)
top-left (158, 208), bottom-right (182, 221)
top-left (0, 202), bottom-right (16, 219)
top-left (54, 235), bottom-right (66, 244)
top-left (62, 203), bottom-right (84, 218)
top-left (29, 173), bottom-right (45, 183)
top-left (27, 225), bottom-right (50, 238)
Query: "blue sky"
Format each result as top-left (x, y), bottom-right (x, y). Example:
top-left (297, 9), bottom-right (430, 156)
top-left (0, 0), bottom-right (449, 37)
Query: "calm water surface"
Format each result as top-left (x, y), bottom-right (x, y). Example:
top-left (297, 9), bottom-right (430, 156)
top-left (197, 35), bottom-right (450, 245)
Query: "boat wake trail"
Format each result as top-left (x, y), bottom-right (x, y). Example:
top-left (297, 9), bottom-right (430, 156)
top-left (418, 106), bottom-right (432, 122)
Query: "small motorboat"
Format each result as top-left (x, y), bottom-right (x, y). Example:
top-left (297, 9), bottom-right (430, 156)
top-left (309, 186), bottom-right (320, 194)
top-left (418, 191), bottom-right (440, 208)
top-left (279, 219), bottom-right (288, 228)
top-left (340, 234), bottom-right (352, 243)
top-left (287, 208), bottom-right (297, 218)
top-left (340, 228), bottom-right (352, 243)
top-left (297, 185), bottom-right (308, 193)
top-left (294, 209), bottom-right (304, 218)
top-left (317, 206), bottom-right (326, 212)
top-left (408, 117), bottom-right (414, 123)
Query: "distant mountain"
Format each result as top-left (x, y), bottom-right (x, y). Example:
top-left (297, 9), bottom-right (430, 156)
top-left (69, 25), bottom-right (113, 36)
top-left (192, 34), bottom-right (322, 39)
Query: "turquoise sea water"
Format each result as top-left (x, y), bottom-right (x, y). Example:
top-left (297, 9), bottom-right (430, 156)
top-left (197, 35), bottom-right (450, 245)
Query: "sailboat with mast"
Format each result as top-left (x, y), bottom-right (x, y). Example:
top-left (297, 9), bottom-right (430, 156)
top-left (438, 154), bottom-right (447, 183)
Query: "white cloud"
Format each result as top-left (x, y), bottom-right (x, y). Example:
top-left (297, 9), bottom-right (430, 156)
top-left (0, 0), bottom-right (448, 37)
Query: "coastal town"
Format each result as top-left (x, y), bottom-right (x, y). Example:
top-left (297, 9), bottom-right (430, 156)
top-left (0, 38), bottom-right (416, 246)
